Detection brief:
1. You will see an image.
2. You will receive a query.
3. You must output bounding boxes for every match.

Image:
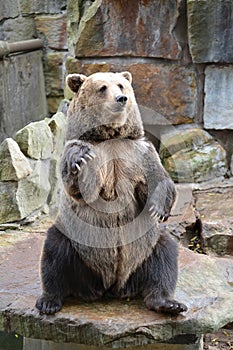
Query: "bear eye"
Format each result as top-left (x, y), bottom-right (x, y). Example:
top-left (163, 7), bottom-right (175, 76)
top-left (118, 84), bottom-right (124, 91)
top-left (99, 85), bottom-right (107, 93)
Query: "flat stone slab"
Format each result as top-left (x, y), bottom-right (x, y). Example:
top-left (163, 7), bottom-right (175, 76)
top-left (0, 219), bottom-right (233, 348)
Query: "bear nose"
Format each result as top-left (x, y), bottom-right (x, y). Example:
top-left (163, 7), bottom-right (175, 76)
top-left (116, 94), bottom-right (128, 106)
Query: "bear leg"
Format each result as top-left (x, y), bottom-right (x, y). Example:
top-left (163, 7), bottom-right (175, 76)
top-left (36, 225), bottom-right (71, 314)
top-left (119, 233), bottom-right (187, 315)
top-left (36, 225), bottom-right (106, 314)
top-left (142, 234), bottom-right (187, 315)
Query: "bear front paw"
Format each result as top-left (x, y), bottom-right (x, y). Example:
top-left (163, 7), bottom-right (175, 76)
top-left (68, 145), bottom-right (96, 175)
top-left (148, 204), bottom-right (167, 222)
top-left (35, 295), bottom-right (62, 315)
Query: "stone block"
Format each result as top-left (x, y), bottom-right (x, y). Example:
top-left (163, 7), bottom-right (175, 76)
top-left (0, 1), bottom-right (19, 21)
top-left (194, 186), bottom-right (233, 256)
top-left (15, 120), bottom-right (53, 160)
top-left (19, 0), bottom-right (66, 14)
top-left (35, 14), bottom-right (67, 50)
top-left (47, 112), bottom-right (67, 212)
top-left (0, 138), bottom-right (32, 181)
top-left (0, 17), bottom-right (36, 42)
top-left (65, 58), bottom-right (197, 125)
top-left (67, 0), bottom-right (184, 59)
top-left (231, 154), bottom-right (233, 176)
top-left (0, 160), bottom-right (50, 224)
top-left (45, 52), bottom-right (67, 96)
top-left (17, 159), bottom-right (51, 219)
top-left (47, 97), bottom-right (64, 115)
top-left (48, 112), bottom-right (67, 158)
top-left (0, 182), bottom-right (21, 223)
top-left (160, 127), bottom-right (228, 182)
top-left (188, 0), bottom-right (233, 63)
top-left (204, 66), bottom-right (233, 130)
top-left (0, 51), bottom-right (47, 142)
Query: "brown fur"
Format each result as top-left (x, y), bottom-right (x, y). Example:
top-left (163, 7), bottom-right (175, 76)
top-left (36, 72), bottom-right (187, 315)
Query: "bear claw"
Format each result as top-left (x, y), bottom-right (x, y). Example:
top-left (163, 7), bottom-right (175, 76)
top-left (149, 206), bottom-right (163, 221)
top-left (70, 148), bottom-right (96, 174)
top-left (36, 295), bottom-right (62, 315)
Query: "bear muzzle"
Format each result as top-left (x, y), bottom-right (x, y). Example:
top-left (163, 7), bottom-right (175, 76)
top-left (116, 94), bottom-right (128, 107)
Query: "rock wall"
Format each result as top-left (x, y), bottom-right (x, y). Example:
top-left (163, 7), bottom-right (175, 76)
top-left (66, 0), bottom-right (233, 181)
top-left (0, 0), bottom-right (233, 226)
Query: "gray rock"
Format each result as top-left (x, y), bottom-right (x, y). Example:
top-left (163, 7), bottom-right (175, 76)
top-left (48, 112), bottom-right (67, 157)
top-left (204, 66), bottom-right (233, 130)
top-left (0, 51), bottom-right (47, 143)
top-left (0, 0), bottom-right (19, 21)
top-left (194, 185), bottom-right (233, 256)
top-left (0, 182), bottom-right (21, 223)
top-left (15, 120), bottom-right (53, 160)
top-left (0, 159), bottom-right (50, 224)
top-left (160, 127), bottom-right (228, 182)
top-left (231, 154), bottom-right (233, 176)
top-left (0, 16), bottom-right (37, 42)
top-left (17, 159), bottom-right (51, 218)
top-left (47, 112), bottom-right (67, 211)
top-left (188, 0), bottom-right (233, 63)
top-left (0, 138), bottom-right (32, 181)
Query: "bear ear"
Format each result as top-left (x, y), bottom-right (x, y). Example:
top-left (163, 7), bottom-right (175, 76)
top-left (66, 74), bottom-right (87, 93)
top-left (119, 71), bottom-right (132, 84)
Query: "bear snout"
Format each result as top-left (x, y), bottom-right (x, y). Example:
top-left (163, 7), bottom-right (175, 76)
top-left (116, 94), bottom-right (128, 107)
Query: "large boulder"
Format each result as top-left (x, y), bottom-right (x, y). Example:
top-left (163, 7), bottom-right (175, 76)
top-left (0, 159), bottom-right (50, 224)
top-left (15, 120), bottom-right (53, 160)
top-left (0, 138), bottom-right (32, 181)
top-left (160, 127), bottom-right (228, 183)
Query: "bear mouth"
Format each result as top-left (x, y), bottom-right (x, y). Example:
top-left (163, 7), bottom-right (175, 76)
top-left (107, 102), bottom-right (126, 114)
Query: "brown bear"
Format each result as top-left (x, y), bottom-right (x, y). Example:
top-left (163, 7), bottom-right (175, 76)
top-left (36, 71), bottom-right (187, 315)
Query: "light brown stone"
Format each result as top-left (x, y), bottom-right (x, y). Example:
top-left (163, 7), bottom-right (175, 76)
top-left (35, 14), bottom-right (67, 50)
top-left (19, 0), bottom-right (66, 15)
top-left (65, 58), bottom-right (197, 125)
top-left (45, 52), bottom-right (67, 96)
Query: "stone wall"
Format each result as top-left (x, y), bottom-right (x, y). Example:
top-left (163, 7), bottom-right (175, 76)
top-left (0, 0), bottom-right (68, 126)
top-left (1, 0), bottom-right (233, 224)
top-left (66, 0), bottom-right (233, 181)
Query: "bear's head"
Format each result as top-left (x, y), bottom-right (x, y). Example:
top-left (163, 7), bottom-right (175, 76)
top-left (65, 72), bottom-right (144, 141)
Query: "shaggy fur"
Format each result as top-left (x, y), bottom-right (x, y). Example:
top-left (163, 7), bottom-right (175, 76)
top-left (36, 71), bottom-right (187, 315)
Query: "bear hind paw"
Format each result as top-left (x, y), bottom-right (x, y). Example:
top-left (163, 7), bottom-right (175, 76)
top-left (145, 297), bottom-right (188, 315)
top-left (35, 295), bottom-right (62, 315)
